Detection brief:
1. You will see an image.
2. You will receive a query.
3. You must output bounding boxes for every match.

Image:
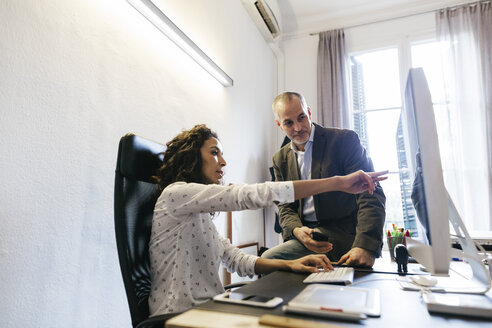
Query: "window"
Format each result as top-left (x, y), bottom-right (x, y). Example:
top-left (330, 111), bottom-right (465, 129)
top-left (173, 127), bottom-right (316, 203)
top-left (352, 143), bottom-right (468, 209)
top-left (349, 40), bottom-right (445, 237)
top-left (350, 48), bottom-right (405, 232)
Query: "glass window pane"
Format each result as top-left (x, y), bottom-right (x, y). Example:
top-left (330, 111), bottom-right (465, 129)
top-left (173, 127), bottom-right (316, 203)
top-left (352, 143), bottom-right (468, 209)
top-left (365, 109), bottom-right (401, 173)
top-left (381, 173), bottom-right (404, 230)
top-left (350, 48), bottom-right (401, 111)
top-left (411, 42), bottom-right (445, 103)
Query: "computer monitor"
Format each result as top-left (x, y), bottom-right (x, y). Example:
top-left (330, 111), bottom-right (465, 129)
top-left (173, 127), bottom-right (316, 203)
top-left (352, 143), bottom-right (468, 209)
top-left (398, 67), bottom-right (451, 276)
top-left (398, 68), bottom-right (491, 291)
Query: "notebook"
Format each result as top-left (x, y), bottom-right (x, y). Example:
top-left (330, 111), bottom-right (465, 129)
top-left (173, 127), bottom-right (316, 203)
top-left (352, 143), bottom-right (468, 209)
top-left (283, 284), bottom-right (381, 321)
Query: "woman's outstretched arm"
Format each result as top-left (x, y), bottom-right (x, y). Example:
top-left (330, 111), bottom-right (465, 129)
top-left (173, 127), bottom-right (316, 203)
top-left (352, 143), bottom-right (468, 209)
top-left (292, 170), bottom-right (388, 200)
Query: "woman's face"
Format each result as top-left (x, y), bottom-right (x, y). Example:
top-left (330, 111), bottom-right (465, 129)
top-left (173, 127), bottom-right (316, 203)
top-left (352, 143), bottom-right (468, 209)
top-left (200, 137), bottom-right (226, 184)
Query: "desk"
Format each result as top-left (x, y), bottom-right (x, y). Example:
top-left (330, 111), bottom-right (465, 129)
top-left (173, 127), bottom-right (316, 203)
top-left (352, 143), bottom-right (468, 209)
top-left (167, 262), bottom-right (492, 327)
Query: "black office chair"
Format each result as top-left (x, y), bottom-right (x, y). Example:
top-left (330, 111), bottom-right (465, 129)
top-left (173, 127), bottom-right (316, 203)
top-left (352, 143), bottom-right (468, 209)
top-left (114, 133), bottom-right (175, 328)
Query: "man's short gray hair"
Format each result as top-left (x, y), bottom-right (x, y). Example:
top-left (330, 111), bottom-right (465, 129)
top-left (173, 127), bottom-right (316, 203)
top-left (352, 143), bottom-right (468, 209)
top-left (272, 92), bottom-right (308, 120)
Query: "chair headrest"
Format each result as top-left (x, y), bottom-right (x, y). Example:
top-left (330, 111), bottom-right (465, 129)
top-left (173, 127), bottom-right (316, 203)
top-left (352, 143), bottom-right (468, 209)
top-left (116, 133), bottom-right (166, 183)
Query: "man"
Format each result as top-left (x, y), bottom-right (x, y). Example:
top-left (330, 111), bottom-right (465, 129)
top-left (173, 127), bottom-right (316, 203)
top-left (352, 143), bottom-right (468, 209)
top-left (261, 92), bottom-right (386, 267)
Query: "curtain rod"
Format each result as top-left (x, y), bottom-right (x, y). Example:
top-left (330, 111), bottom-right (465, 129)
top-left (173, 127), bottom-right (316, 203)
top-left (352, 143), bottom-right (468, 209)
top-left (308, 0), bottom-right (488, 35)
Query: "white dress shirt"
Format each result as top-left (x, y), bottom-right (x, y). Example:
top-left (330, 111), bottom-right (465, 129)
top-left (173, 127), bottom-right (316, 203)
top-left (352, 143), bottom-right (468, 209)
top-left (291, 124), bottom-right (317, 222)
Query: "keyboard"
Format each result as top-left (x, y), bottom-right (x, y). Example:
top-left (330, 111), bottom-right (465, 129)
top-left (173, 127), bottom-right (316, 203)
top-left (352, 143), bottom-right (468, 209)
top-left (303, 266), bottom-right (354, 285)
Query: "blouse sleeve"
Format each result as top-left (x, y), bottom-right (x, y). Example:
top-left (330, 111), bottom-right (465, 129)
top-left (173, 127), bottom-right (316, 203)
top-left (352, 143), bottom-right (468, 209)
top-left (219, 235), bottom-right (258, 278)
top-left (155, 181), bottom-right (294, 217)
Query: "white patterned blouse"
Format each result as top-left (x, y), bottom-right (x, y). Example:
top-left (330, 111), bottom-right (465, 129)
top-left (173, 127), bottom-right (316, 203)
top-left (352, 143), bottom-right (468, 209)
top-left (148, 180), bottom-right (294, 316)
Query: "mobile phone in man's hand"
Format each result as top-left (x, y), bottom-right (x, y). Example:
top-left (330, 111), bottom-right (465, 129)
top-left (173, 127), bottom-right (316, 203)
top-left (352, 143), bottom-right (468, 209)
top-left (312, 227), bottom-right (329, 241)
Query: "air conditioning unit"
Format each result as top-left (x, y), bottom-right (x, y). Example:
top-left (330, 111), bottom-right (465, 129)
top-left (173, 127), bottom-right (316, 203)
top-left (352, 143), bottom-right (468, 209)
top-left (241, 0), bottom-right (281, 43)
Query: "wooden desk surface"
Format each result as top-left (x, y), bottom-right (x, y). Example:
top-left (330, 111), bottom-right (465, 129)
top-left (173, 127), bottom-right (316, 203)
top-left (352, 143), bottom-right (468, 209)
top-left (168, 263), bottom-right (492, 327)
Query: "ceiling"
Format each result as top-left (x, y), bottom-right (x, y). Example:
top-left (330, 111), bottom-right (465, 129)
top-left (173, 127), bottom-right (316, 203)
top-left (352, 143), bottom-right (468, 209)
top-left (269, 0), bottom-right (477, 37)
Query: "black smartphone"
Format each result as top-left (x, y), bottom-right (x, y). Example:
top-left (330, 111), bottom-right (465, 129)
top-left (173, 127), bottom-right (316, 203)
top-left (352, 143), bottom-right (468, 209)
top-left (312, 227), bottom-right (329, 241)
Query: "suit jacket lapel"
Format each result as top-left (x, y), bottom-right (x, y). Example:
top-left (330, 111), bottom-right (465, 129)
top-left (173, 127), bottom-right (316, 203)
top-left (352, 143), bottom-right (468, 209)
top-left (311, 124), bottom-right (326, 180)
top-left (286, 145), bottom-right (300, 180)
top-left (286, 144), bottom-right (302, 217)
top-left (311, 124), bottom-right (328, 219)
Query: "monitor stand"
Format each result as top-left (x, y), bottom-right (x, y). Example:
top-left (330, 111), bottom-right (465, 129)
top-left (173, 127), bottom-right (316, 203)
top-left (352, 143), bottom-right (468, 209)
top-left (442, 193), bottom-right (491, 294)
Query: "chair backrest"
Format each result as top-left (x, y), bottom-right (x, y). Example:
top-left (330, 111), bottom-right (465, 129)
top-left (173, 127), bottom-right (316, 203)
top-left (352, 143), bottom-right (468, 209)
top-left (114, 133), bottom-right (166, 328)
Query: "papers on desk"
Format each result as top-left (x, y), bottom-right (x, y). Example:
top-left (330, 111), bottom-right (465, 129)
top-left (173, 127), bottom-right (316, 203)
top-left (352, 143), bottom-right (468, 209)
top-left (283, 284), bottom-right (380, 322)
top-left (166, 310), bottom-right (348, 328)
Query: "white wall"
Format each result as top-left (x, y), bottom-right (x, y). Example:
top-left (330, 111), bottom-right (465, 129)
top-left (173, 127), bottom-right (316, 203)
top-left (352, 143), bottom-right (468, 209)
top-left (0, 0), bottom-right (278, 327)
top-left (280, 36), bottom-right (319, 122)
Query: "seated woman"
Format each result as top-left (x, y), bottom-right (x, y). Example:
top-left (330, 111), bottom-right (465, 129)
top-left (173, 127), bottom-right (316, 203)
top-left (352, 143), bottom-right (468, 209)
top-left (149, 124), bottom-right (387, 316)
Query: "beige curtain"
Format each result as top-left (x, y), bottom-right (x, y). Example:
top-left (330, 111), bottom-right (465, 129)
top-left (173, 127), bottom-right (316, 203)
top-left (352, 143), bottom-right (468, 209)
top-left (317, 29), bottom-right (349, 128)
top-left (436, 1), bottom-right (492, 230)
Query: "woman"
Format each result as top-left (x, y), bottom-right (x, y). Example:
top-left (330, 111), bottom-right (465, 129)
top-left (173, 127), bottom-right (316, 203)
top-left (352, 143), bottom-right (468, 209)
top-left (149, 124), bottom-right (387, 316)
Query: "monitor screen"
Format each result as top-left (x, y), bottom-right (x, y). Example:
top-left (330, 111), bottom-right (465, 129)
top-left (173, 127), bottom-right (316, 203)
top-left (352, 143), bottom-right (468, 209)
top-left (397, 67), bottom-right (451, 275)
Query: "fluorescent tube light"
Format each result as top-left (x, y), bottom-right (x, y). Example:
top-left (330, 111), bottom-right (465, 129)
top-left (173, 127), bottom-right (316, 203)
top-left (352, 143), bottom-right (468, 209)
top-left (127, 0), bottom-right (233, 87)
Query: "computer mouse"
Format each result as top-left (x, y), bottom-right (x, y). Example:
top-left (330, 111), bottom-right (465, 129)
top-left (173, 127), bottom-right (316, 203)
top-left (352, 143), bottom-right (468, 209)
top-left (410, 275), bottom-right (438, 287)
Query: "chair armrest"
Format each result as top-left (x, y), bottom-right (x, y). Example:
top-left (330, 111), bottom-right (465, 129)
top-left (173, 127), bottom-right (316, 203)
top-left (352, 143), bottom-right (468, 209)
top-left (223, 281), bottom-right (251, 290)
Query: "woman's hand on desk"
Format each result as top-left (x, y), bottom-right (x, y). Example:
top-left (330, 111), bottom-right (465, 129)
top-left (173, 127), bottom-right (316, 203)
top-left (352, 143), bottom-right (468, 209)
top-left (255, 254), bottom-right (333, 274)
top-left (287, 254), bottom-right (333, 273)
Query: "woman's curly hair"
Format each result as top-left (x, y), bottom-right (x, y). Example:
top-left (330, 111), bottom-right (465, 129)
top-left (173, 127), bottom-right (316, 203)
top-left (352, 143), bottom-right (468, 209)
top-left (153, 124), bottom-right (218, 191)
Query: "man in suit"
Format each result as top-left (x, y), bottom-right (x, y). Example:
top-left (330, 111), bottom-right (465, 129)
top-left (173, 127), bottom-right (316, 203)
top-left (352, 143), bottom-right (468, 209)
top-left (261, 92), bottom-right (386, 267)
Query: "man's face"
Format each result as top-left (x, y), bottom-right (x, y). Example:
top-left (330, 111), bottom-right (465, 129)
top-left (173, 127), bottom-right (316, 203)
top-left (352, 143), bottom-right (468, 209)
top-left (275, 97), bottom-right (312, 150)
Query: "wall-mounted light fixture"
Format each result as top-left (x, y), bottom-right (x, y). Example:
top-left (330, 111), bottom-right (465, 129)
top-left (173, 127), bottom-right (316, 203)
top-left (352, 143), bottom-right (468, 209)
top-left (126, 0), bottom-right (233, 87)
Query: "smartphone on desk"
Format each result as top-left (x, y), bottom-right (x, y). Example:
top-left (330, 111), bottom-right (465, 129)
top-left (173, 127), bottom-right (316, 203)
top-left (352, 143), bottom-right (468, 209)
top-left (213, 291), bottom-right (283, 308)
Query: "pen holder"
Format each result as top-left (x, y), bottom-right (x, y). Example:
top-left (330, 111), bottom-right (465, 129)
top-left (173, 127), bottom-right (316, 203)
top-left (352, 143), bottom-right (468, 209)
top-left (387, 235), bottom-right (406, 261)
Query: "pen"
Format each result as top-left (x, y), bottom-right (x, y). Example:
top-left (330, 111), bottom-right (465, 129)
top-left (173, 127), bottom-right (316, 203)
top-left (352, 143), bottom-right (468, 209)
top-left (318, 307), bottom-right (367, 320)
top-left (283, 305), bottom-right (367, 322)
top-left (319, 306), bottom-right (366, 319)
top-left (321, 306), bottom-right (343, 312)
top-left (389, 224), bottom-right (412, 237)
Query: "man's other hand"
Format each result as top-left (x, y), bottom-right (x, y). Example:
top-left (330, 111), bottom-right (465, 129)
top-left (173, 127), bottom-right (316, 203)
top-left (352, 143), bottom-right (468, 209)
top-left (338, 247), bottom-right (375, 267)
